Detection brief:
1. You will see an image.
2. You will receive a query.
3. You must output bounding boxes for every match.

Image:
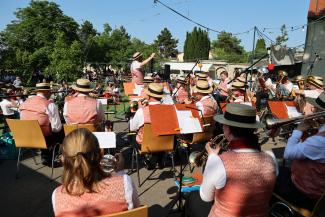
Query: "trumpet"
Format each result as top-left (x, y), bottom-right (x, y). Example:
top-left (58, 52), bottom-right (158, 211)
top-left (189, 134), bottom-right (227, 167)
top-left (266, 110), bottom-right (325, 130)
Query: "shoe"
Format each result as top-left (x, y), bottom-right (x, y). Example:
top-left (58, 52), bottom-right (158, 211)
top-left (144, 159), bottom-right (156, 170)
top-left (157, 161), bottom-right (164, 170)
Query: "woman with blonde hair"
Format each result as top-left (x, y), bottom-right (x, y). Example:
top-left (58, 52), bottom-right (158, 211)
top-left (52, 128), bottom-right (139, 217)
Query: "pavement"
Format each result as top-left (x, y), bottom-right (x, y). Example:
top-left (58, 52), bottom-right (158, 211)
top-left (0, 114), bottom-right (286, 217)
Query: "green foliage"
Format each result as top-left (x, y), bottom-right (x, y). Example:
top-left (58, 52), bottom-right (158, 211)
top-left (275, 24), bottom-right (288, 45)
top-left (154, 28), bottom-right (178, 59)
top-left (184, 27), bottom-right (210, 61)
top-left (211, 31), bottom-right (247, 63)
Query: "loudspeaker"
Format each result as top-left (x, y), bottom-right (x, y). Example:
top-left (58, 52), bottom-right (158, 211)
top-left (164, 64), bottom-right (170, 81)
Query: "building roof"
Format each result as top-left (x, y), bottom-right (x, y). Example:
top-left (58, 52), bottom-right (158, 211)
top-left (163, 62), bottom-right (214, 72)
top-left (308, 0), bottom-right (325, 19)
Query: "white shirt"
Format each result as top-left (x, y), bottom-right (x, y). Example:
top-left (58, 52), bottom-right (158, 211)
top-left (284, 81), bottom-right (293, 93)
top-left (0, 99), bottom-right (15, 115)
top-left (200, 149), bottom-right (278, 202)
top-left (130, 61), bottom-right (141, 71)
top-left (130, 101), bottom-right (160, 132)
top-left (284, 124), bottom-right (325, 163)
top-left (304, 90), bottom-right (323, 98)
top-left (52, 173), bottom-right (140, 211)
top-left (63, 93), bottom-right (105, 124)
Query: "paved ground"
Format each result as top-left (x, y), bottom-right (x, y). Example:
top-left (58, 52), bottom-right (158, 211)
top-left (0, 114), bottom-right (286, 217)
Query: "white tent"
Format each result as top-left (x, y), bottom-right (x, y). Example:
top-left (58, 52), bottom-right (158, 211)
top-left (164, 62), bottom-right (214, 72)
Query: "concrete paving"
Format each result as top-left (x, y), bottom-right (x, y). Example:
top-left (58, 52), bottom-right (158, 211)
top-left (0, 116), bottom-right (286, 217)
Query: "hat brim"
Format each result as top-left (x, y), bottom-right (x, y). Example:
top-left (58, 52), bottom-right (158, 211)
top-left (306, 97), bottom-right (325, 110)
top-left (145, 88), bottom-right (165, 98)
top-left (133, 53), bottom-right (142, 60)
top-left (193, 86), bottom-right (213, 94)
top-left (214, 114), bottom-right (265, 129)
top-left (71, 85), bottom-right (94, 93)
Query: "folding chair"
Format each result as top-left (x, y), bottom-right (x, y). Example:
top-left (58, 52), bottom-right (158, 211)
top-left (133, 123), bottom-right (175, 187)
top-left (63, 123), bottom-right (96, 136)
top-left (97, 205), bottom-right (148, 217)
top-left (6, 119), bottom-right (59, 179)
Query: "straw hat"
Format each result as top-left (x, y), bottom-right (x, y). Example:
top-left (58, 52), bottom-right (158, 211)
top-left (143, 76), bottom-right (154, 83)
top-left (278, 70), bottom-right (288, 77)
top-left (176, 76), bottom-right (187, 84)
top-left (306, 75), bottom-right (323, 89)
top-left (145, 83), bottom-right (165, 98)
top-left (193, 80), bottom-right (213, 94)
top-left (132, 52), bottom-right (142, 60)
top-left (195, 72), bottom-right (208, 80)
top-left (231, 81), bottom-right (248, 90)
top-left (306, 92), bottom-right (325, 110)
top-left (214, 104), bottom-right (264, 128)
top-left (235, 76), bottom-right (247, 83)
top-left (35, 83), bottom-right (51, 91)
top-left (71, 79), bottom-right (94, 92)
top-left (293, 75), bottom-right (305, 83)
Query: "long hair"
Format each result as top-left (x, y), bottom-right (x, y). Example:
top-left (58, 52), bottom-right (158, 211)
top-left (229, 126), bottom-right (260, 151)
top-left (61, 128), bottom-right (105, 196)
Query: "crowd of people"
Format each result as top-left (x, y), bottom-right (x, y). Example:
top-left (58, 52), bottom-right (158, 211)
top-left (0, 50), bottom-right (324, 216)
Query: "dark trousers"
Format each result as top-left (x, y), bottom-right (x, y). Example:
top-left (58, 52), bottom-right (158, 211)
top-left (184, 190), bottom-right (213, 217)
top-left (213, 93), bottom-right (227, 102)
top-left (41, 130), bottom-right (64, 161)
top-left (255, 91), bottom-right (269, 112)
top-left (274, 166), bottom-right (317, 211)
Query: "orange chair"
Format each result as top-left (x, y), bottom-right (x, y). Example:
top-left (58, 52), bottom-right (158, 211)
top-left (97, 205), bottom-right (148, 217)
top-left (63, 123), bottom-right (96, 136)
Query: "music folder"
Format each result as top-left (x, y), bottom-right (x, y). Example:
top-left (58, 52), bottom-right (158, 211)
top-left (93, 132), bottom-right (116, 149)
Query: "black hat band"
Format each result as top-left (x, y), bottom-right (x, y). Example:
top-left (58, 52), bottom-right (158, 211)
top-left (224, 111), bottom-right (256, 124)
top-left (76, 83), bottom-right (91, 89)
top-left (316, 97), bottom-right (325, 109)
top-left (196, 85), bottom-right (210, 91)
top-left (36, 86), bottom-right (50, 90)
top-left (148, 87), bottom-right (163, 95)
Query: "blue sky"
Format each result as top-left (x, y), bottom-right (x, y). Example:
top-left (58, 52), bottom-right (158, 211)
top-left (0, 0), bottom-right (310, 51)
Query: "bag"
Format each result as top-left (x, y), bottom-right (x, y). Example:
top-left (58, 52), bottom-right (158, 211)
top-left (0, 132), bottom-right (18, 159)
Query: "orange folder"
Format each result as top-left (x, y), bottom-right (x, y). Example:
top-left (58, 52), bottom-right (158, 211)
top-left (123, 82), bottom-right (135, 96)
top-left (268, 101), bottom-right (297, 119)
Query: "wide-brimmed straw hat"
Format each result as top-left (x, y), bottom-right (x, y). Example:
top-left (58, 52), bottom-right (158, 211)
top-left (143, 76), bottom-right (154, 83)
top-left (195, 72), bottom-right (208, 80)
top-left (278, 70), bottom-right (288, 77)
top-left (132, 52), bottom-right (142, 60)
top-left (293, 75), bottom-right (305, 83)
top-left (214, 104), bottom-right (264, 128)
top-left (306, 92), bottom-right (325, 110)
top-left (35, 83), bottom-right (51, 91)
top-left (231, 81), bottom-right (247, 90)
top-left (71, 79), bottom-right (94, 92)
top-left (145, 83), bottom-right (165, 98)
top-left (306, 75), bottom-right (323, 89)
top-left (177, 76), bottom-right (187, 84)
top-left (193, 80), bottom-right (213, 94)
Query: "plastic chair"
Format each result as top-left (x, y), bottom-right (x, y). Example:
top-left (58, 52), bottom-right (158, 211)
top-left (97, 205), bottom-right (148, 217)
top-left (6, 119), bottom-right (59, 179)
top-left (133, 123), bottom-right (175, 187)
top-left (63, 123), bottom-right (96, 136)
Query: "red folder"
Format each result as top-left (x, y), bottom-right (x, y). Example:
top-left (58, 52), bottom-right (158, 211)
top-left (268, 101), bottom-right (297, 119)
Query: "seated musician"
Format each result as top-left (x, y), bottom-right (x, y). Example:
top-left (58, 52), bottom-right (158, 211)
top-left (19, 83), bottom-right (63, 165)
top-left (185, 104), bottom-right (277, 217)
top-left (275, 70), bottom-right (293, 100)
top-left (229, 81), bottom-right (249, 102)
top-left (274, 92), bottom-right (325, 210)
top-left (130, 83), bottom-right (165, 169)
top-left (137, 76), bottom-right (153, 107)
top-left (214, 71), bottom-right (229, 102)
top-left (0, 92), bottom-right (18, 119)
top-left (63, 79), bottom-right (105, 126)
top-left (192, 80), bottom-right (217, 116)
top-left (255, 67), bottom-right (271, 111)
top-left (52, 128), bottom-right (140, 217)
top-left (173, 76), bottom-right (189, 104)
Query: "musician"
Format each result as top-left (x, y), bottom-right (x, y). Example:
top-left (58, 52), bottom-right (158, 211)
top-left (255, 67), bottom-right (271, 111)
top-left (275, 70), bottom-right (293, 100)
top-left (229, 81), bottom-right (249, 103)
top-left (274, 92), bottom-right (325, 210)
top-left (19, 83), bottom-right (62, 165)
top-left (130, 52), bottom-right (155, 85)
top-left (173, 76), bottom-right (189, 104)
top-left (214, 71), bottom-right (229, 102)
top-left (63, 79), bottom-right (105, 125)
top-left (192, 80), bottom-right (217, 116)
top-left (185, 104), bottom-right (277, 217)
top-left (130, 83), bottom-right (165, 169)
top-left (0, 93), bottom-right (18, 119)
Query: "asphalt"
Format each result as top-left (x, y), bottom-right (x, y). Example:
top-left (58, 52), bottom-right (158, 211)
top-left (0, 115), bottom-right (286, 217)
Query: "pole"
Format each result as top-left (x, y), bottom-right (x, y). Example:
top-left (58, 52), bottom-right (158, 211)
top-left (245, 26), bottom-right (256, 100)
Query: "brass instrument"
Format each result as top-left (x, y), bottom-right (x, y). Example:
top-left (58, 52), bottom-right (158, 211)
top-left (189, 134), bottom-right (227, 167)
top-left (265, 111), bottom-right (325, 130)
top-left (100, 154), bottom-right (116, 174)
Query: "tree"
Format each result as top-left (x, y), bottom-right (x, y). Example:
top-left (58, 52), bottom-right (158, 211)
top-left (0, 1), bottom-right (79, 83)
top-left (249, 38), bottom-right (267, 61)
top-left (275, 24), bottom-right (288, 45)
top-left (183, 27), bottom-right (210, 61)
top-left (211, 31), bottom-right (247, 63)
top-left (154, 28), bottom-right (178, 59)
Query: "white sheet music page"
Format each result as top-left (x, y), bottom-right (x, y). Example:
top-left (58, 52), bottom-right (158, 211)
top-left (176, 109), bottom-right (202, 134)
top-left (93, 132), bottom-right (116, 148)
top-left (285, 105), bottom-right (302, 118)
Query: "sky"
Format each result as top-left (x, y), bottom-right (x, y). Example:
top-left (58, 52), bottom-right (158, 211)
top-left (0, 0), bottom-right (310, 52)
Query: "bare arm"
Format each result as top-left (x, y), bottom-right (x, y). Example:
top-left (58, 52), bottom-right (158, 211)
top-left (140, 53), bottom-right (155, 67)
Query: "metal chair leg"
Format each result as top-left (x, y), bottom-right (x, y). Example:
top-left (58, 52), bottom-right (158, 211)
top-left (51, 145), bottom-right (58, 180)
top-left (16, 148), bottom-right (22, 179)
top-left (171, 152), bottom-right (176, 180)
top-left (136, 151), bottom-right (140, 187)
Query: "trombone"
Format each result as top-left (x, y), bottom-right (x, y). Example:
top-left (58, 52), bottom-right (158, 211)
top-left (189, 134), bottom-right (228, 167)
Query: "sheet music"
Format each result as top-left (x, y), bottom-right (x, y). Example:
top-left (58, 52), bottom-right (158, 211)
top-left (97, 98), bottom-right (107, 105)
top-left (133, 85), bottom-right (143, 96)
top-left (176, 110), bottom-right (202, 134)
top-left (93, 132), bottom-right (116, 148)
top-left (285, 105), bottom-right (302, 118)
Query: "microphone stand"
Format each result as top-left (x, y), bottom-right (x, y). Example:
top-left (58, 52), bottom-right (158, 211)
top-left (307, 54), bottom-right (319, 76)
top-left (227, 53), bottom-right (269, 101)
